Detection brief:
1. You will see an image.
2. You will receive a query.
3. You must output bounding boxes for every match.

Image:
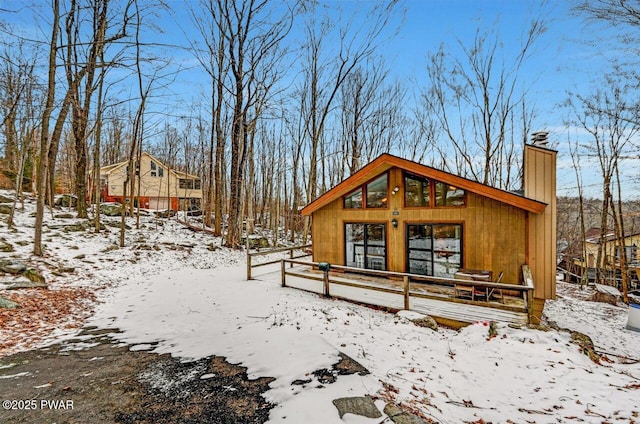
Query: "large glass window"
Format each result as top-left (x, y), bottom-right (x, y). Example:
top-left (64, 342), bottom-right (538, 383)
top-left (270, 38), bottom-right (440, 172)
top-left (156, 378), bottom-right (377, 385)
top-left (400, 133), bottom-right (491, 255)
top-left (150, 161), bottom-right (164, 178)
top-left (344, 189), bottom-right (363, 209)
top-left (343, 173), bottom-right (388, 209)
top-left (404, 172), bottom-right (465, 208)
top-left (345, 223), bottom-right (386, 270)
top-left (179, 178), bottom-right (201, 190)
top-left (435, 182), bottom-right (465, 206)
top-left (366, 174), bottom-right (388, 208)
top-left (406, 223), bottom-right (462, 277)
top-left (404, 174), bottom-right (430, 207)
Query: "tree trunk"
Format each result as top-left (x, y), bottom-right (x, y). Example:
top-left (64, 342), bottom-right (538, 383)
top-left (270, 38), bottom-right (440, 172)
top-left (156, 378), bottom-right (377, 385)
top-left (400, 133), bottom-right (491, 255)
top-left (34, 0), bottom-right (60, 256)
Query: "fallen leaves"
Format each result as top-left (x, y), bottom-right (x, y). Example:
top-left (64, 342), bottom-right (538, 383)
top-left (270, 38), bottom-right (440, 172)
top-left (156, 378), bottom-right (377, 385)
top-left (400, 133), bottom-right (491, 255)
top-left (0, 286), bottom-right (95, 355)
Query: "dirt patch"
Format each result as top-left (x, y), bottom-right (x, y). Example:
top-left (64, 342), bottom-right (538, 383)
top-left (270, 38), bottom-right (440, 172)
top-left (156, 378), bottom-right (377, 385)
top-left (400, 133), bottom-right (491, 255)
top-left (0, 329), bottom-right (274, 424)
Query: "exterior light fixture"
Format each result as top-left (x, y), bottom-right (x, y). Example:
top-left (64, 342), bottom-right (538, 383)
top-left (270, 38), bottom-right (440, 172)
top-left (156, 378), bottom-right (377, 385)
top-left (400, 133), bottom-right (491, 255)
top-left (391, 218), bottom-right (398, 228)
top-left (392, 186), bottom-right (400, 194)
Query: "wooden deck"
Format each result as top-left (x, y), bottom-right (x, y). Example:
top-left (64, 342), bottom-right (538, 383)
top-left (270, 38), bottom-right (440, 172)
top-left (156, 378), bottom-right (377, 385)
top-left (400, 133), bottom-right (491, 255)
top-left (260, 262), bottom-right (532, 328)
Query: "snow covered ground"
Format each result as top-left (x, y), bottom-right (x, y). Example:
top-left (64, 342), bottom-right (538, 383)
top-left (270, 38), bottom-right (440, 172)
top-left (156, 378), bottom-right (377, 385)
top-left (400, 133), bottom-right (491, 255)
top-left (1, 191), bottom-right (639, 423)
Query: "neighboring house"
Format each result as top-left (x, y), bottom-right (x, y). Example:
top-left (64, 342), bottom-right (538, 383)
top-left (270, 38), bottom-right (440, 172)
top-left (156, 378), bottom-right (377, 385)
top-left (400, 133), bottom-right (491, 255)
top-left (301, 143), bottom-right (556, 320)
top-left (99, 152), bottom-right (203, 211)
top-left (563, 228), bottom-right (640, 288)
top-left (581, 228), bottom-right (640, 268)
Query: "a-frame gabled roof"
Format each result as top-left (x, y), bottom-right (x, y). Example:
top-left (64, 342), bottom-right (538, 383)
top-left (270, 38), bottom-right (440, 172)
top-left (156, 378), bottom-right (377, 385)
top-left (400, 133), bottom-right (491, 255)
top-left (301, 153), bottom-right (547, 216)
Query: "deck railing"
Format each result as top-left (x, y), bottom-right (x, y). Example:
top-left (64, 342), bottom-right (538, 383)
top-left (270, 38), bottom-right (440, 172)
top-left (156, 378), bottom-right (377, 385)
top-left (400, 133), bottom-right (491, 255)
top-left (280, 259), bottom-right (536, 323)
top-left (246, 244), bottom-right (312, 280)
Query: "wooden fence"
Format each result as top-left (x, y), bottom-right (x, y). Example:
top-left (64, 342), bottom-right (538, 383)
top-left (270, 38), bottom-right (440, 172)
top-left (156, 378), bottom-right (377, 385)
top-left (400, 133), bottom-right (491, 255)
top-left (280, 259), bottom-right (536, 325)
top-left (246, 244), bottom-right (312, 280)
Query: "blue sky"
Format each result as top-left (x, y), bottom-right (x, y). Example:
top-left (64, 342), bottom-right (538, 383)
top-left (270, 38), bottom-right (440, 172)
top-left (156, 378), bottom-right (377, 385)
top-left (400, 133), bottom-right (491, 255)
top-left (166, 0), bottom-right (585, 98)
top-left (4, 0), bottom-right (638, 199)
top-left (159, 0), bottom-right (585, 107)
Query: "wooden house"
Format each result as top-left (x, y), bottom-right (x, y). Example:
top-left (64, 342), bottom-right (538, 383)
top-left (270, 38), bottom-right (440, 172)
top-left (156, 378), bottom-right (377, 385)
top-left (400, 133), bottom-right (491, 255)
top-left (581, 228), bottom-right (640, 269)
top-left (301, 143), bottom-right (557, 321)
top-left (99, 152), bottom-right (203, 211)
top-left (564, 228), bottom-right (640, 287)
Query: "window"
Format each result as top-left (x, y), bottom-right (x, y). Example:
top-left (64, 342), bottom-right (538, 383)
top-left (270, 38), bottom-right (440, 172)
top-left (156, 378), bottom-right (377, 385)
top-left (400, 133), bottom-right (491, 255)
top-left (404, 172), bottom-right (465, 208)
top-left (344, 189), bottom-right (363, 209)
top-left (179, 179), bottom-right (202, 190)
top-left (343, 173), bottom-right (388, 209)
top-left (616, 245), bottom-right (638, 263)
top-left (366, 174), bottom-right (388, 208)
top-left (125, 161), bottom-right (140, 176)
top-left (435, 182), bottom-right (465, 206)
top-left (404, 174), bottom-right (430, 207)
top-left (179, 197), bottom-right (201, 211)
top-left (149, 161), bottom-right (165, 177)
top-left (345, 223), bottom-right (386, 270)
top-left (406, 223), bottom-right (462, 277)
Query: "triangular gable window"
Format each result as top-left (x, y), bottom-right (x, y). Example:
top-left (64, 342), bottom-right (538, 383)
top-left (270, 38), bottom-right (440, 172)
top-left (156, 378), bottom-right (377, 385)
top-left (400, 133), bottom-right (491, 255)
top-left (344, 173), bottom-right (388, 209)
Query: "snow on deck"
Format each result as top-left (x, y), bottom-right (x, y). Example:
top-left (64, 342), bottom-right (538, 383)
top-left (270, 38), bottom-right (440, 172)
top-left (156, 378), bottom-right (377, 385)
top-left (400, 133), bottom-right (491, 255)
top-left (257, 266), bottom-right (528, 326)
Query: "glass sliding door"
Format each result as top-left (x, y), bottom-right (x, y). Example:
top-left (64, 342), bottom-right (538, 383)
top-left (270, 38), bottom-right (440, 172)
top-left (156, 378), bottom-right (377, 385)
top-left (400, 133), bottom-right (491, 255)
top-left (345, 223), bottom-right (387, 270)
top-left (432, 224), bottom-right (462, 276)
top-left (407, 224), bottom-right (433, 276)
top-left (345, 224), bottom-right (365, 268)
top-left (406, 223), bottom-right (462, 277)
top-left (365, 224), bottom-right (386, 270)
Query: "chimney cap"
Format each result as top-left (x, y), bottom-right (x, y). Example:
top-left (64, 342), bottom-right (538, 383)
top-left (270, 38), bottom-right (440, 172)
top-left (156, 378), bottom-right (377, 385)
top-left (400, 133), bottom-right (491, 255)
top-left (531, 131), bottom-right (549, 146)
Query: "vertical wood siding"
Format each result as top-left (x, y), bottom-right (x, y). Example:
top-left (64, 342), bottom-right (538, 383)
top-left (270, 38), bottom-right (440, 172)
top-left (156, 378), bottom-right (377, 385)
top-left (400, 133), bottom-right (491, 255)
top-left (311, 167), bottom-right (528, 285)
top-left (524, 145), bottom-right (557, 304)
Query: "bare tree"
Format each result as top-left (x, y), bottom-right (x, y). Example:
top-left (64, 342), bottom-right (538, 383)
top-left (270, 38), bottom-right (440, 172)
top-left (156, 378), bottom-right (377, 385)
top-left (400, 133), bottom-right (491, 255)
top-left (568, 80), bottom-right (638, 299)
top-left (200, 0), bottom-right (296, 248)
top-left (34, 0), bottom-right (62, 256)
top-left (567, 132), bottom-right (589, 287)
top-left (121, 0), bottom-right (157, 245)
top-left (421, 18), bottom-right (545, 190)
top-left (339, 61), bottom-right (406, 176)
top-left (574, 0), bottom-right (640, 30)
top-left (188, 0), bottom-right (230, 236)
top-left (92, 22), bottom-right (109, 233)
top-left (297, 2), bottom-right (400, 241)
top-left (0, 37), bottom-right (39, 174)
top-left (0, 34), bottom-right (40, 228)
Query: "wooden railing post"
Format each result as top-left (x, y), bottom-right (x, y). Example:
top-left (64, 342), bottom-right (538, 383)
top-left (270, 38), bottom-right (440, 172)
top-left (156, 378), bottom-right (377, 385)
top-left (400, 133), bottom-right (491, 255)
top-left (403, 276), bottom-right (410, 310)
top-left (281, 260), bottom-right (286, 287)
top-left (247, 252), bottom-right (252, 280)
top-left (323, 270), bottom-right (330, 297)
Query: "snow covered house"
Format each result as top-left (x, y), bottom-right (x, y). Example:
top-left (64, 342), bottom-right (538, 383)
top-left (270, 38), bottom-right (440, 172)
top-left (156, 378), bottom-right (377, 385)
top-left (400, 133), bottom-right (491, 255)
top-left (301, 143), bottom-right (557, 320)
top-left (99, 152), bottom-right (203, 211)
